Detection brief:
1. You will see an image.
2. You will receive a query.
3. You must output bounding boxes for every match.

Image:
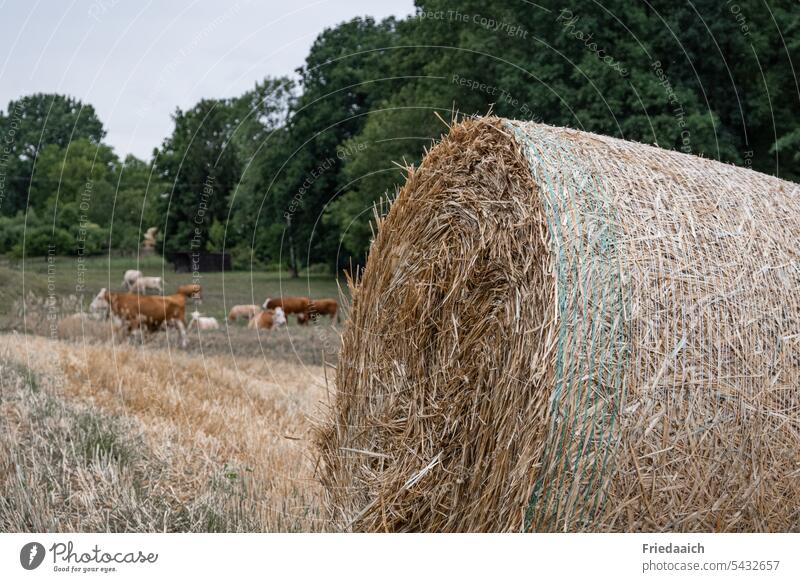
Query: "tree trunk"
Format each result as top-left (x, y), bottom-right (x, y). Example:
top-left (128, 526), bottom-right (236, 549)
top-left (287, 216), bottom-right (299, 278)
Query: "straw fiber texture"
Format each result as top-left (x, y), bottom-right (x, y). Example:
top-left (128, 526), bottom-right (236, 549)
top-left (318, 117), bottom-right (800, 532)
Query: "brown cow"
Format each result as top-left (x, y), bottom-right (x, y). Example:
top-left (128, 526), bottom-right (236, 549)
top-left (303, 298), bottom-right (339, 324)
top-left (176, 284), bottom-right (202, 300)
top-left (92, 288), bottom-right (188, 348)
top-left (248, 307), bottom-right (287, 330)
top-left (263, 296), bottom-right (309, 323)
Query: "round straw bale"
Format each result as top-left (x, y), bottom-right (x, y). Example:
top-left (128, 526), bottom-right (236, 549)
top-left (318, 117), bottom-right (800, 532)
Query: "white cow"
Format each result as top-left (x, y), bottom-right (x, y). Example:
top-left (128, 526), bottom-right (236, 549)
top-left (128, 276), bottom-right (163, 294)
top-left (89, 288), bottom-right (123, 327)
top-left (273, 306), bottom-right (287, 328)
top-left (90, 291), bottom-right (106, 312)
top-left (189, 310), bottom-right (220, 331)
top-left (248, 307), bottom-right (287, 330)
top-left (122, 269), bottom-right (143, 289)
top-left (227, 304), bottom-right (260, 322)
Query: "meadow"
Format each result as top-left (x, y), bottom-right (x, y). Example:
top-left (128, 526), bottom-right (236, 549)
top-left (0, 254), bottom-right (344, 322)
top-left (0, 254), bottom-right (345, 532)
top-left (0, 254), bottom-right (346, 362)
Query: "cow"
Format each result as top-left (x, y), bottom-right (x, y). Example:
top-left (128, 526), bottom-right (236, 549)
top-left (176, 283), bottom-right (202, 300)
top-left (296, 298), bottom-right (339, 325)
top-left (92, 288), bottom-right (188, 348)
top-left (128, 276), bottom-right (163, 294)
top-left (263, 296), bottom-right (309, 323)
top-left (122, 269), bottom-right (143, 290)
top-left (188, 310), bottom-right (219, 331)
top-left (248, 307), bottom-right (287, 330)
top-left (228, 304), bottom-right (260, 322)
top-left (90, 292), bottom-right (111, 319)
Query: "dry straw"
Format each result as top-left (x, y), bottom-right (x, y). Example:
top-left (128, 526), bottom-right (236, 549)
top-left (318, 116), bottom-right (800, 532)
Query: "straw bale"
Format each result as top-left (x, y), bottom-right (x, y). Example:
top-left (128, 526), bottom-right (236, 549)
top-left (318, 117), bottom-right (800, 532)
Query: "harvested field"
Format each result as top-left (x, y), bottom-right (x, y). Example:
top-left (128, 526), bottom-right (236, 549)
top-left (0, 334), bottom-right (330, 532)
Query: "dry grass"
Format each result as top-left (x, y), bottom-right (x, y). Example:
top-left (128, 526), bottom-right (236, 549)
top-left (0, 333), bottom-right (330, 532)
top-left (319, 116), bottom-right (800, 532)
top-left (56, 314), bottom-right (117, 342)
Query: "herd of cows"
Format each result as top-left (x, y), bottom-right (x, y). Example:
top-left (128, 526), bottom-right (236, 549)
top-left (85, 269), bottom-right (339, 348)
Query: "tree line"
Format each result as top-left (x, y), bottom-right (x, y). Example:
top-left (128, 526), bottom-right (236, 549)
top-left (1, 0), bottom-right (797, 273)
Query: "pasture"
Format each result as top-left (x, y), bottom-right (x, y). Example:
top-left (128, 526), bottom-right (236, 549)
top-left (0, 254), bottom-right (343, 324)
top-left (0, 255), bottom-right (345, 363)
top-left (0, 254), bottom-right (345, 532)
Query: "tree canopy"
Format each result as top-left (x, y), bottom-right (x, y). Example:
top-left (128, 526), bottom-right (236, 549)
top-left (2, 2), bottom-right (797, 269)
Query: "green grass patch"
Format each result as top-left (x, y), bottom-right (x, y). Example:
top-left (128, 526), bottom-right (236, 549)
top-left (1, 358), bottom-right (40, 393)
top-left (74, 412), bottom-right (133, 466)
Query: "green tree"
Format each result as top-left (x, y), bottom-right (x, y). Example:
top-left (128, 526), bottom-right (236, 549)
top-left (155, 99), bottom-right (242, 254)
top-left (24, 139), bottom-right (118, 256)
top-left (226, 78), bottom-right (295, 262)
top-left (259, 17), bottom-right (401, 274)
top-left (30, 138), bottom-right (117, 221)
top-left (326, 0), bottom-right (799, 261)
top-left (0, 93), bottom-right (105, 215)
top-left (110, 155), bottom-right (164, 253)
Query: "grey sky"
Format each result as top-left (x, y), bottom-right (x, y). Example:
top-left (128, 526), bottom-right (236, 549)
top-left (0, 0), bottom-right (415, 160)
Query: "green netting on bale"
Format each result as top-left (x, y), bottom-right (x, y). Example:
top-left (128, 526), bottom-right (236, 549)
top-left (506, 121), bottom-right (630, 532)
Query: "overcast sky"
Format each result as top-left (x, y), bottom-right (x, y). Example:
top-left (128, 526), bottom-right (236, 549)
top-left (0, 0), bottom-right (415, 160)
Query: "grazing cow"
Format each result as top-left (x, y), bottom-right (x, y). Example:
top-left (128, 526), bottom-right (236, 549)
top-left (92, 288), bottom-right (188, 348)
top-left (122, 269), bottom-right (143, 290)
top-left (188, 310), bottom-right (219, 331)
top-left (228, 304), bottom-right (260, 322)
top-left (90, 292), bottom-right (110, 318)
top-left (128, 276), bottom-right (163, 294)
top-left (248, 307), bottom-right (287, 330)
top-left (176, 283), bottom-right (202, 300)
top-left (263, 296), bottom-right (309, 323)
top-left (305, 298), bottom-right (339, 323)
